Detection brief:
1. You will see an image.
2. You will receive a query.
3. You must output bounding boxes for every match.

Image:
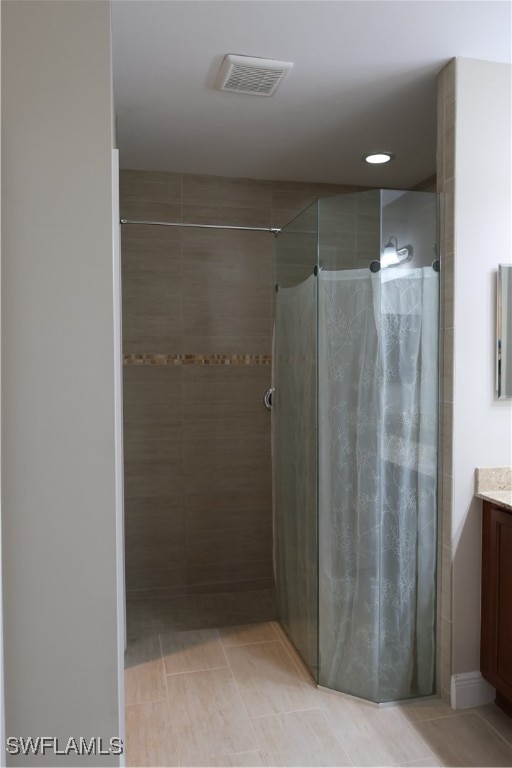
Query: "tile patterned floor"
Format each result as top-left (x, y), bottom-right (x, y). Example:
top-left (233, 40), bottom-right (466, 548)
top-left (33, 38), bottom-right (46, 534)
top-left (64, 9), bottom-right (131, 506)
top-left (126, 591), bottom-right (277, 640)
top-left (125, 621), bottom-right (512, 767)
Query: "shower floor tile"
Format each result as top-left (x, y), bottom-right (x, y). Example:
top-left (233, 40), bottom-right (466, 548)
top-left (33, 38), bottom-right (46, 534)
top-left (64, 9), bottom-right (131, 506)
top-left (126, 589), bottom-right (277, 640)
top-left (161, 628), bottom-right (228, 675)
top-left (124, 621), bottom-right (512, 768)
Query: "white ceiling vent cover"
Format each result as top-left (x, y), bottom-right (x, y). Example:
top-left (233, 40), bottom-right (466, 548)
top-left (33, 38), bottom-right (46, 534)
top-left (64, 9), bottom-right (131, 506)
top-left (216, 54), bottom-right (293, 97)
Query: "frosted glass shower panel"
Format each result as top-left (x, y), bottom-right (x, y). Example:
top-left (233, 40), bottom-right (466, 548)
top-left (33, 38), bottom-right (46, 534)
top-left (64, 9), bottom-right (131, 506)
top-left (273, 190), bottom-right (439, 703)
top-left (317, 190), bottom-right (439, 702)
top-left (273, 202), bottom-right (319, 678)
top-left (274, 201), bottom-right (319, 288)
top-left (381, 189), bottom-right (439, 269)
top-left (318, 190), bottom-right (381, 271)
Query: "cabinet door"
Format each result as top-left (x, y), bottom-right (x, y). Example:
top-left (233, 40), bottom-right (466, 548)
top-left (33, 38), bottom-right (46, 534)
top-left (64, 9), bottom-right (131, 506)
top-left (481, 503), bottom-right (512, 704)
top-left (496, 515), bottom-right (512, 689)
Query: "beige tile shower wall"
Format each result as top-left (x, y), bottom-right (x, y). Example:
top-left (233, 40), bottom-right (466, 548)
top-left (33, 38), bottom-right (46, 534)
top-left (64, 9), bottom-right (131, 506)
top-left (120, 170), bottom-right (357, 597)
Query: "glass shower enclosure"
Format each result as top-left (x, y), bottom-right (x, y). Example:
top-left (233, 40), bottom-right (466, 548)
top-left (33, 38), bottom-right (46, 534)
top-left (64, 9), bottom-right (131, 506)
top-left (274, 189), bottom-right (439, 703)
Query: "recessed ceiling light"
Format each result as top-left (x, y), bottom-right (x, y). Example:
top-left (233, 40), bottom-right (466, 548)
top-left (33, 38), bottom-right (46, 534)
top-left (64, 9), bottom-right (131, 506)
top-left (363, 152), bottom-right (394, 165)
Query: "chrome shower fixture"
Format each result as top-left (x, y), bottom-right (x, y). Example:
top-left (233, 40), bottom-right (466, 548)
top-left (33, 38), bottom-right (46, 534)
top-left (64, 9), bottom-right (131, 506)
top-left (381, 236), bottom-right (413, 268)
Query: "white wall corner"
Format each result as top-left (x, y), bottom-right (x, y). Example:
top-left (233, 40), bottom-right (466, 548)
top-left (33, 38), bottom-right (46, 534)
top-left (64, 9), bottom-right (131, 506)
top-left (451, 671), bottom-right (495, 709)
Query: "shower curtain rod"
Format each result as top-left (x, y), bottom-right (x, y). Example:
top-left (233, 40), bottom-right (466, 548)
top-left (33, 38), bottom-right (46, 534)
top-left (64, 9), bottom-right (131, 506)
top-left (120, 218), bottom-right (281, 235)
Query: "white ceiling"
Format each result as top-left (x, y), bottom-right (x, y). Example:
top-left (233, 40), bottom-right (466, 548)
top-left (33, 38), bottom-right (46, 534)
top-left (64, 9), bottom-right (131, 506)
top-left (112, 0), bottom-right (511, 187)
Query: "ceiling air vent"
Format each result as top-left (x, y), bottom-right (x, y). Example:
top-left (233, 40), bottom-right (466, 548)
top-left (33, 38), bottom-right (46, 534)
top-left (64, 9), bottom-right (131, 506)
top-left (216, 54), bottom-right (293, 97)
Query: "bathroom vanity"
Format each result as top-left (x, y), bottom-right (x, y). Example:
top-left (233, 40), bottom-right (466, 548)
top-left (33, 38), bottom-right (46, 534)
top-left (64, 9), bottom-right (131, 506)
top-left (477, 469), bottom-right (512, 717)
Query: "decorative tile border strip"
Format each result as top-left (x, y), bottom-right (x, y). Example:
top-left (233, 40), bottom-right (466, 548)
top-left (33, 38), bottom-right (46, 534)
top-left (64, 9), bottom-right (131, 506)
top-left (123, 353), bottom-right (272, 366)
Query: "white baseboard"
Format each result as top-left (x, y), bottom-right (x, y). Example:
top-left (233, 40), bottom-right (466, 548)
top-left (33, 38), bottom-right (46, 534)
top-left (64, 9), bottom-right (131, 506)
top-left (451, 671), bottom-right (495, 709)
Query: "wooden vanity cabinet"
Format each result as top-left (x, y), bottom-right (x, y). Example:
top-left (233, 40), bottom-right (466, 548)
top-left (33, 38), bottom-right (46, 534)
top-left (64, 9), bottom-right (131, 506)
top-left (481, 500), bottom-right (512, 717)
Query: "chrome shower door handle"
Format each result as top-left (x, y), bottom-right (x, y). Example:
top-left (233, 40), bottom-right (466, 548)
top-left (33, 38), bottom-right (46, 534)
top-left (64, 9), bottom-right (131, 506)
top-left (263, 387), bottom-right (275, 411)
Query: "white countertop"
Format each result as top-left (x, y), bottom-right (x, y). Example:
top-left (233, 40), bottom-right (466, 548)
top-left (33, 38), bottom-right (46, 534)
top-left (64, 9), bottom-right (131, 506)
top-left (475, 489), bottom-right (512, 511)
top-left (475, 467), bottom-right (512, 511)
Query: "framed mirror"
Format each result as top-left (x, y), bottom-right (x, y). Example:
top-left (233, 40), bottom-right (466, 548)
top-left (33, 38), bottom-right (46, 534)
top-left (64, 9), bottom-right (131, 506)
top-left (497, 264), bottom-right (512, 399)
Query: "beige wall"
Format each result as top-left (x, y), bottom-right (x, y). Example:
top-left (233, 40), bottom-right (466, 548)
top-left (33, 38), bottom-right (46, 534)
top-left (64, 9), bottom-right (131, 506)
top-left (437, 57), bottom-right (512, 703)
top-left (120, 171), bottom-right (359, 611)
top-left (2, 1), bottom-right (122, 762)
top-left (0, 1), bottom-right (4, 748)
